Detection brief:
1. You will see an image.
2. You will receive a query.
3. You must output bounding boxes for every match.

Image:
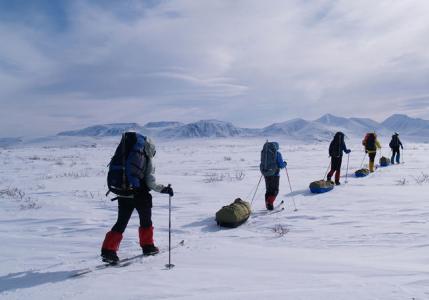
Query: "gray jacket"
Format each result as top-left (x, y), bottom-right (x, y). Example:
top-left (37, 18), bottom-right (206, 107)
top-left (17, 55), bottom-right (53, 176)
top-left (143, 137), bottom-right (165, 192)
top-left (126, 135), bottom-right (165, 193)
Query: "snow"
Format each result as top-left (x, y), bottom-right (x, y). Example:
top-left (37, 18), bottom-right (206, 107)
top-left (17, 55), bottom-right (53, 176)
top-left (0, 137), bottom-right (429, 299)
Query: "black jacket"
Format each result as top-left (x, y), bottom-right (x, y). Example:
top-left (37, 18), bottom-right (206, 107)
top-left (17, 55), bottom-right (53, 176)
top-left (329, 132), bottom-right (348, 157)
top-left (389, 135), bottom-right (403, 149)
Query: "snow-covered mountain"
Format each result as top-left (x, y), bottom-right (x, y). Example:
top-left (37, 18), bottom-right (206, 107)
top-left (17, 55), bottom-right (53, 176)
top-left (0, 137), bottom-right (22, 148)
top-left (262, 118), bottom-right (333, 141)
top-left (45, 114), bottom-right (429, 141)
top-left (58, 123), bottom-right (145, 137)
top-left (262, 118), bottom-right (310, 136)
top-left (314, 114), bottom-right (387, 137)
top-left (158, 120), bottom-right (246, 138)
top-left (143, 121), bottom-right (184, 130)
top-left (382, 114), bottom-right (429, 137)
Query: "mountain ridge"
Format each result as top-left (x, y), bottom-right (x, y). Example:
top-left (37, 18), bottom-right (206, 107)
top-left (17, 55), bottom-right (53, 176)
top-left (53, 114), bottom-right (429, 140)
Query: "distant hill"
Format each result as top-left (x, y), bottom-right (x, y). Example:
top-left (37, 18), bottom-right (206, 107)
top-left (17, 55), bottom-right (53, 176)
top-left (262, 118), bottom-right (333, 141)
top-left (0, 137), bottom-right (22, 147)
top-left (314, 114), bottom-right (389, 137)
top-left (58, 123), bottom-right (145, 137)
top-left (158, 120), bottom-right (245, 138)
top-left (49, 114), bottom-right (429, 141)
top-left (382, 114), bottom-right (429, 137)
top-left (143, 122), bottom-right (184, 129)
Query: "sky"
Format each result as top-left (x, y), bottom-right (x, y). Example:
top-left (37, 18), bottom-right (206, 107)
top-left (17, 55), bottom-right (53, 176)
top-left (1, 0), bottom-right (429, 137)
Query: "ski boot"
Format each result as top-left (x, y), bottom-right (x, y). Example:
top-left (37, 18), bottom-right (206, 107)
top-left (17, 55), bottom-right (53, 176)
top-left (142, 244), bottom-right (159, 256)
top-left (101, 249), bottom-right (119, 264)
top-left (101, 231), bottom-right (122, 264)
top-left (265, 202), bottom-right (274, 211)
top-left (265, 195), bottom-right (275, 211)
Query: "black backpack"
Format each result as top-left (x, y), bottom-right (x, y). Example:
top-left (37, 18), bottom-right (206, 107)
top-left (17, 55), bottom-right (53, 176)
top-left (260, 142), bottom-right (279, 176)
top-left (365, 133), bottom-right (376, 151)
top-left (329, 132), bottom-right (344, 157)
top-left (107, 132), bottom-right (138, 196)
top-left (389, 135), bottom-right (399, 148)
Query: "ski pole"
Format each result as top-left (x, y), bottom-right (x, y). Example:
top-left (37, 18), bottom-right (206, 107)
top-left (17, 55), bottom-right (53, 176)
top-left (250, 175), bottom-right (263, 206)
top-left (285, 168), bottom-right (298, 212)
top-left (345, 153), bottom-right (350, 184)
top-left (323, 161), bottom-right (331, 180)
top-left (165, 185), bottom-right (174, 270)
top-left (359, 152), bottom-right (367, 168)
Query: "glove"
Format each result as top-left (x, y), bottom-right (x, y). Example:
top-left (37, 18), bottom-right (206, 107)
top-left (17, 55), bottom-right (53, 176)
top-left (161, 185), bottom-right (174, 197)
top-left (401, 146), bottom-right (404, 150)
top-left (284, 161), bottom-right (287, 167)
top-left (345, 149), bottom-right (351, 154)
top-left (365, 150), bottom-right (368, 153)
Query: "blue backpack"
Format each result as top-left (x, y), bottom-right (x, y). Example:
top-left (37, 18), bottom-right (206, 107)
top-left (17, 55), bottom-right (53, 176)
top-left (107, 132), bottom-right (141, 197)
top-left (260, 142), bottom-right (279, 176)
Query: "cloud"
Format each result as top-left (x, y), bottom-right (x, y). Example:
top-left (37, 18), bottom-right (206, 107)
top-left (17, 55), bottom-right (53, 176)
top-left (1, 0), bottom-right (429, 136)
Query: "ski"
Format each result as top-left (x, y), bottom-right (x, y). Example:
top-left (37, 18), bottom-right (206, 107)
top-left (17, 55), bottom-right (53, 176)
top-left (270, 200), bottom-right (285, 213)
top-left (267, 206), bottom-right (285, 215)
top-left (70, 240), bottom-right (185, 278)
top-left (252, 200), bottom-right (285, 217)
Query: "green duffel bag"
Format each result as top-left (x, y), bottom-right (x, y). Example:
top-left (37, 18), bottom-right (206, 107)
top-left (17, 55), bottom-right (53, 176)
top-left (215, 198), bottom-right (252, 228)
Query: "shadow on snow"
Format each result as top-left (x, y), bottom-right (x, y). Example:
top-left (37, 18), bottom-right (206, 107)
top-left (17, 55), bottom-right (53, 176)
top-left (183, 216), bottom-right (224, 233)
top-left (0, 270), bottom-right (77, 293)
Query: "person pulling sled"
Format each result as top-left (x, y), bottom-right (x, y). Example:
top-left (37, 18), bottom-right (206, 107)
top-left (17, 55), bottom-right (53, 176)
top-left (101, 132), bottom-right (174, 264)
top-left (389, 132), bottom-right (403, 164)
top-left (362, 132), bottom-right (381, 172)
top-left (260, 141), bottom-right (287, 210)
top-left (327, 132), bottom-right (351, 185)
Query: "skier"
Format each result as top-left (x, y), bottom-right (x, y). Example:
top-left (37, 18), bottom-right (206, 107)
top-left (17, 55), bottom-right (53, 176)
top-left (389, 132), bottom-right (403, 164)
top-left (260, 141), bottom-right (287, 210)
top-left (101, 133), bottom-right (174, 263)
top-left (327, 132), bottom-right (351, 185)
top-left (362, 132), bottom-right (381, 172)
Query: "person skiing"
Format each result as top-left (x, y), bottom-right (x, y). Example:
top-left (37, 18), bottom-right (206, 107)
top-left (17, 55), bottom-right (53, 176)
top-left (101, 133), bottom-right (174, 263)
top-left (327, 132), bottom-right (351, 185)
top-left (362, 132), bottom-right (382, 172)
top-left (259, 141), bottom-right (287, 210)
top-left (389, 132), bottom-right (403, 164)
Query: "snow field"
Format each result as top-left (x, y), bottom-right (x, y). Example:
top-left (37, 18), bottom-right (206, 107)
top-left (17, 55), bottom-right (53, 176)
top-left (0, 137), bottom-right (428, 299)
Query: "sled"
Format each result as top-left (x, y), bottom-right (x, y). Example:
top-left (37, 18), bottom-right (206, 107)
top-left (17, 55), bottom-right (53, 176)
top-left (216, 198), bottom-right (252, 228)
top-left (355, 168), bottom-right (370, 177)
top-left (309, 180), bottom-right (334, 194)
top-left (379, 156), bottom-right (391, 167)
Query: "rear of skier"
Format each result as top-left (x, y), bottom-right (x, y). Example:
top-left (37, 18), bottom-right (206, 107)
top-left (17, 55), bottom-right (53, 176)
top-left (101, 133), bottom-right (174, 263)
top-left (327, 132), bottom-right (351, 185)
top-left (389, 132), bottom-right (403, 164)
top-left (362, 132), bottom-right (381, 172)
top-left (260, 141), bottom-right (287, 210)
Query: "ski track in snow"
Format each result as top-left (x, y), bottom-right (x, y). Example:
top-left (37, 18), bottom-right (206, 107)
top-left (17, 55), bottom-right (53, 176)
top-left (0, 138), bottom-right (429, 299)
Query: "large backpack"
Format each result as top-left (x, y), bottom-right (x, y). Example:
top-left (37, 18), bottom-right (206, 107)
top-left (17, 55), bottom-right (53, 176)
top-left (329, 132), bottom-right (344, 157)
top-left (260, 142), bottom-right (279, 177)
top-left (107, 132), bottom-right (138, 196)
top-left (389, 135), bottom-right (399, 148)
top-left (365, 133), bottom-right (376, 151)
